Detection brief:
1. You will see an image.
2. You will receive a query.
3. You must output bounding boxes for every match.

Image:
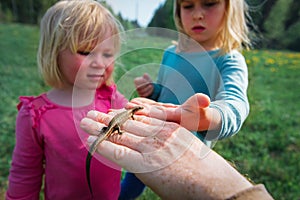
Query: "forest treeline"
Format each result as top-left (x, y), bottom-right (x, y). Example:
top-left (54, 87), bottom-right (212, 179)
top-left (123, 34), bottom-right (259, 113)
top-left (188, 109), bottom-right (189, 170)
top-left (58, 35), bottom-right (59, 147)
top-left (148, 0), bottom-right (300, 51)
top-left (1, 0), bottom-right (299, 51)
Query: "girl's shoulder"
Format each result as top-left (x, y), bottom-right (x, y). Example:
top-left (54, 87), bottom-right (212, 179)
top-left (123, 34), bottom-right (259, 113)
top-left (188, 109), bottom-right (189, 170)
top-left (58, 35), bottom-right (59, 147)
top-left (222, 50), bottom-right (245, 59)
top-left (17, 94), bottom-right (56, 111)
top-left (212, 50), bottom-right (246, 63)
top-left (213, 50), bottom-right (247, 71)
top-left (166, 45), bottom-right (177, 51)
top-left (17, 94), bottom-right (57, 128)
top-left (163, 45), bottom-right (177, 55)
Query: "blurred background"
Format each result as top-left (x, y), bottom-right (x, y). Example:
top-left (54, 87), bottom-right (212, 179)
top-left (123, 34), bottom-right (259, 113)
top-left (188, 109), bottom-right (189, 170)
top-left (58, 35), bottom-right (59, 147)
top-left (0, 0), bottom-right (299, 199)
top-left (1, 0), bottom-right (300, 51)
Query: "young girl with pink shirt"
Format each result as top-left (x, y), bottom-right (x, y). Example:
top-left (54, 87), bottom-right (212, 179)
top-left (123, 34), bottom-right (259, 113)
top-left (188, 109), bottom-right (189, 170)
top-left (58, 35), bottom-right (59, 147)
top-left (6, 1), bottom-right (127, 199)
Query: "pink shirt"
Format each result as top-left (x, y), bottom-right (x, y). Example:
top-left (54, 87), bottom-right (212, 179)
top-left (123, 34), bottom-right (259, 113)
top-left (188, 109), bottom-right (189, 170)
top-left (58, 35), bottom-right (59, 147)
top-left (6, 85), bottom-right (128, 200)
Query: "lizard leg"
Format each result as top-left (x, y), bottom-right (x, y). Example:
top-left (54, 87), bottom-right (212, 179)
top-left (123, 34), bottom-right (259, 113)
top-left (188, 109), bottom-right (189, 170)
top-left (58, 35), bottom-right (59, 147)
top-left (130, 113), bottom-right (135, 120)
top-left (115, 125), bottom-right (124, 135)
top-left (98, 126), bottom-right (108, 136)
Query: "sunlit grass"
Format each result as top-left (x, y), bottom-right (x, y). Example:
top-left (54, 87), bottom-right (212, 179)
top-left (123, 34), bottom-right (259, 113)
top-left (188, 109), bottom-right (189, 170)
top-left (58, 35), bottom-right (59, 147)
top-left (1, 23), bottom-right (299, 199)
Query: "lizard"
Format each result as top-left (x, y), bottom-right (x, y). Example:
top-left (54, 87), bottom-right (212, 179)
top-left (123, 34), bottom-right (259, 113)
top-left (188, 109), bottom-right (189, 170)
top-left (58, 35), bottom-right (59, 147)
top-left (85, 106), bottom-right (143, 197)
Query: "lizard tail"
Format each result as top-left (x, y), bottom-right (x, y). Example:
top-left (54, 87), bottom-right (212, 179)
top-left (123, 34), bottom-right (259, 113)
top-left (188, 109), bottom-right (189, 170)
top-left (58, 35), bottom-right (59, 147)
top-left (85, 126), bottom-right (108, 197)
top-left (86, 151), bottom-right (94, 197)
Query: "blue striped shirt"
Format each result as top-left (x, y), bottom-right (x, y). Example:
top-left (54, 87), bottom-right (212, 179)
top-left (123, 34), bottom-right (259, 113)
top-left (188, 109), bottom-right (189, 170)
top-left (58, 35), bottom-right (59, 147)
top-left (149, 45), bottom-right (249, 142)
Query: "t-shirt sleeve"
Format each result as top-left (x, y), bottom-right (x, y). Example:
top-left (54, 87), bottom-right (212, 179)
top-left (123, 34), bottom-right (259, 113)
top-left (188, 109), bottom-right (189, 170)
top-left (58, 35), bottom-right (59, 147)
top-left (6, 101), bottom-right (44, 199)
top-left (208, 51), bottom-right (250, 140)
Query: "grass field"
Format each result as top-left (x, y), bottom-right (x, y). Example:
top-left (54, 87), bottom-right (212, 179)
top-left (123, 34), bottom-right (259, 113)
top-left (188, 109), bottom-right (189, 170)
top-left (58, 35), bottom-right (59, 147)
top-left (0, 23), bottom-right (299, 199)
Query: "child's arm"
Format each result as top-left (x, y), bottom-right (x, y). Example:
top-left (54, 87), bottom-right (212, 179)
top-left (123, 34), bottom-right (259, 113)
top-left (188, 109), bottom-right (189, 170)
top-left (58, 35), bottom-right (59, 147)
top-left (208, 52), bottom-right (250, 139)
top-left (131, 52), bottom-right (249, 140)
top-left (6, 107), bottom-right (44, 199)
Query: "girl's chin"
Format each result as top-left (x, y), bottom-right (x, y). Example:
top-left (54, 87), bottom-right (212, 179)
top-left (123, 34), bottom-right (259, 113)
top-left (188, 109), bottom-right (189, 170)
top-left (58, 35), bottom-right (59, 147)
top-left (73, 85), bottom-right (100, 91)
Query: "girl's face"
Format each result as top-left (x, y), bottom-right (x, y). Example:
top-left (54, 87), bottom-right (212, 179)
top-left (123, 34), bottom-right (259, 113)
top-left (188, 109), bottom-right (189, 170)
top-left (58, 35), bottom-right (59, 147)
top-left (180, 0), bottom-right (226, 50)
top-left (57, 36), bottom-right (115, 90)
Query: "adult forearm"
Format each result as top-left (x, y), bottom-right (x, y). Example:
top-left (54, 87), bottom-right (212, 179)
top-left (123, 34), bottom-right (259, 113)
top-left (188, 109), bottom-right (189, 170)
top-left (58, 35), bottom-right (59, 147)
top-left (135, 139), bottom-right (251, 200)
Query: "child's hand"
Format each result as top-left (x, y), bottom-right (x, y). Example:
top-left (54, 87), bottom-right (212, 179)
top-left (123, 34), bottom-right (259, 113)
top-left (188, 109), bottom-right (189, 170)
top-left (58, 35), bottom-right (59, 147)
top-left (134, 73), bottom-right (154, 97)
top-left (177, 93), bottom-right (211, 131)
top-left (127, 93), bottom-right (221, 132)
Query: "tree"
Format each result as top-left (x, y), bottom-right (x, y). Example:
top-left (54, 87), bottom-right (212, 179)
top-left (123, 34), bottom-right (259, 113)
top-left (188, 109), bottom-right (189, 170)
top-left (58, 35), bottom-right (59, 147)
top-left (283, 0), bottom-right (300, 51)
top-left (147, 0), bottom-right (300, 51)
top-left (1, 0), bottom-right (299, 51)
top-left (262, 0), bottom-right (300, 50)
top-left (147, 0), bottom-right (176, 37)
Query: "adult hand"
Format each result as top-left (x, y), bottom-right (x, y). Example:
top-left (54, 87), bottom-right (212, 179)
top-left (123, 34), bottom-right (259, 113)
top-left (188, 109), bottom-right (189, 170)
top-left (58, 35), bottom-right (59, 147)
top-left (80, 110), bottom-right (252, 199)
top-left (81, 110), bottom-right (197, 173)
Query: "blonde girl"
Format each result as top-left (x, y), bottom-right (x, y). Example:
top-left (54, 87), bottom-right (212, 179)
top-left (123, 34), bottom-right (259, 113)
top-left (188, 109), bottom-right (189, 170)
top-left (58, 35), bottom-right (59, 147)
top-left (126, 0), bottom-right (252, 198)
top-left (134, 0), bottom-right (251, 144)
top-left (7, 1), bottom-right (127, 199)
top-left (174, 0), bottom-right (251, 53)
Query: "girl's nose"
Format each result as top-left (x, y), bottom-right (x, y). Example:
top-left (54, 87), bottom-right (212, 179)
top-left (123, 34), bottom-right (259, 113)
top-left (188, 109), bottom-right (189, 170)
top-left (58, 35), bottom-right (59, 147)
top-left (192, 8), bottom-right (204, 20)
top-left (91, 56), bottom-right (108, 69)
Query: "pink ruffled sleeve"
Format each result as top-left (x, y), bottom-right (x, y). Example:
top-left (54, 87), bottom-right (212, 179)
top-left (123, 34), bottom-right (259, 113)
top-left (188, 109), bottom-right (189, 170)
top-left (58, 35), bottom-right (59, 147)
top-left (6, 97), bottom-right (45, 200)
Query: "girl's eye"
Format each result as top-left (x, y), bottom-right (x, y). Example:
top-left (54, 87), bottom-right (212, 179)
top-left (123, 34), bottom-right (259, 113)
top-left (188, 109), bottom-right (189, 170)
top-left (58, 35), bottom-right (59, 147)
top-left (77, 51), bottom-right (90, 56)
top-left (103, 53), bottom-right (113, 58)
top-left (203, 0), bottom-right (219, 7)
top-left (203, 2), bottom-right (217, 7)
top-left (182, 4), bottom-right (194, 9)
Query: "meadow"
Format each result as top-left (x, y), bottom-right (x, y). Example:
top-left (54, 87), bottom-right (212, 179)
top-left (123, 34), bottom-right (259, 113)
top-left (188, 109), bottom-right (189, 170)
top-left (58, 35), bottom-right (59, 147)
top-left (0, 23), bottom-right (299, 199)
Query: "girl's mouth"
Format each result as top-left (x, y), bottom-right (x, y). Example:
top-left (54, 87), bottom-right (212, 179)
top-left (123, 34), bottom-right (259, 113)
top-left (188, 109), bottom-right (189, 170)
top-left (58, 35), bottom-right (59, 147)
top-left (192, 26), bottom-right (205, 33)
top-left (87, 74), bottom-right (104, 81)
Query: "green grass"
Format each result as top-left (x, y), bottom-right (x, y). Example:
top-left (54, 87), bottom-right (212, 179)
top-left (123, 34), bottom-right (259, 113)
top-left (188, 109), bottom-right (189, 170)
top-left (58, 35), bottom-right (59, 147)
top-left (214, 50), bottom-right (300, 199)
top-left (0, 23), bottom-right (48, 197)
top-left (1, 23), bottom-right (300, 199)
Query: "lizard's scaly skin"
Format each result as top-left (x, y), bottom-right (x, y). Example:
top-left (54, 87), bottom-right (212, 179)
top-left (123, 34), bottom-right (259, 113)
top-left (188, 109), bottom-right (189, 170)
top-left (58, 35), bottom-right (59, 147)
top-left (85, 106), bottom-right (143, 197)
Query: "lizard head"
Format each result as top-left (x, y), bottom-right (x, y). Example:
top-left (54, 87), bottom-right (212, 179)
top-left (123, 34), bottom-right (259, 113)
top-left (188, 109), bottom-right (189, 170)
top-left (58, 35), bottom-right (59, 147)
top-left (132, 106), bottom-right (144, 113)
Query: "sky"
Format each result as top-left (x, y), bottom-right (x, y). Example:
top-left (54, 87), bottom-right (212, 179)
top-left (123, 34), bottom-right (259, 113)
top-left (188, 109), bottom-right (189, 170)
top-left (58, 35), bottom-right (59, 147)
top-left (105, 0), bottom-right (167, 27)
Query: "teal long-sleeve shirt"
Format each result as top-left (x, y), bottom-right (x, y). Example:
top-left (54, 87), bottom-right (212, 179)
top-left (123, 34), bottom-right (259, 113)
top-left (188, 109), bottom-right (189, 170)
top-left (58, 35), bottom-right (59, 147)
top-left (149, 46), bottom-right (249, 141)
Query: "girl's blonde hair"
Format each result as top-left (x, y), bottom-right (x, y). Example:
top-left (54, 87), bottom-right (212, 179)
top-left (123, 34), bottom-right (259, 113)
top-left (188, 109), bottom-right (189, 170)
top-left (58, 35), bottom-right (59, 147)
top-left (37, 0), bottom-right (123, 88)
top-left (174, 0), bottom-right (251, 54)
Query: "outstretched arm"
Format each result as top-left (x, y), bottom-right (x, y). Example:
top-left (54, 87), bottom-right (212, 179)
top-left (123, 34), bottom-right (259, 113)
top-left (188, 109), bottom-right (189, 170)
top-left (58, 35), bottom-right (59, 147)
top-left (80, 111), bottom-right (273, 199)
top-left (127, 93), bottom-right (222, 133)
